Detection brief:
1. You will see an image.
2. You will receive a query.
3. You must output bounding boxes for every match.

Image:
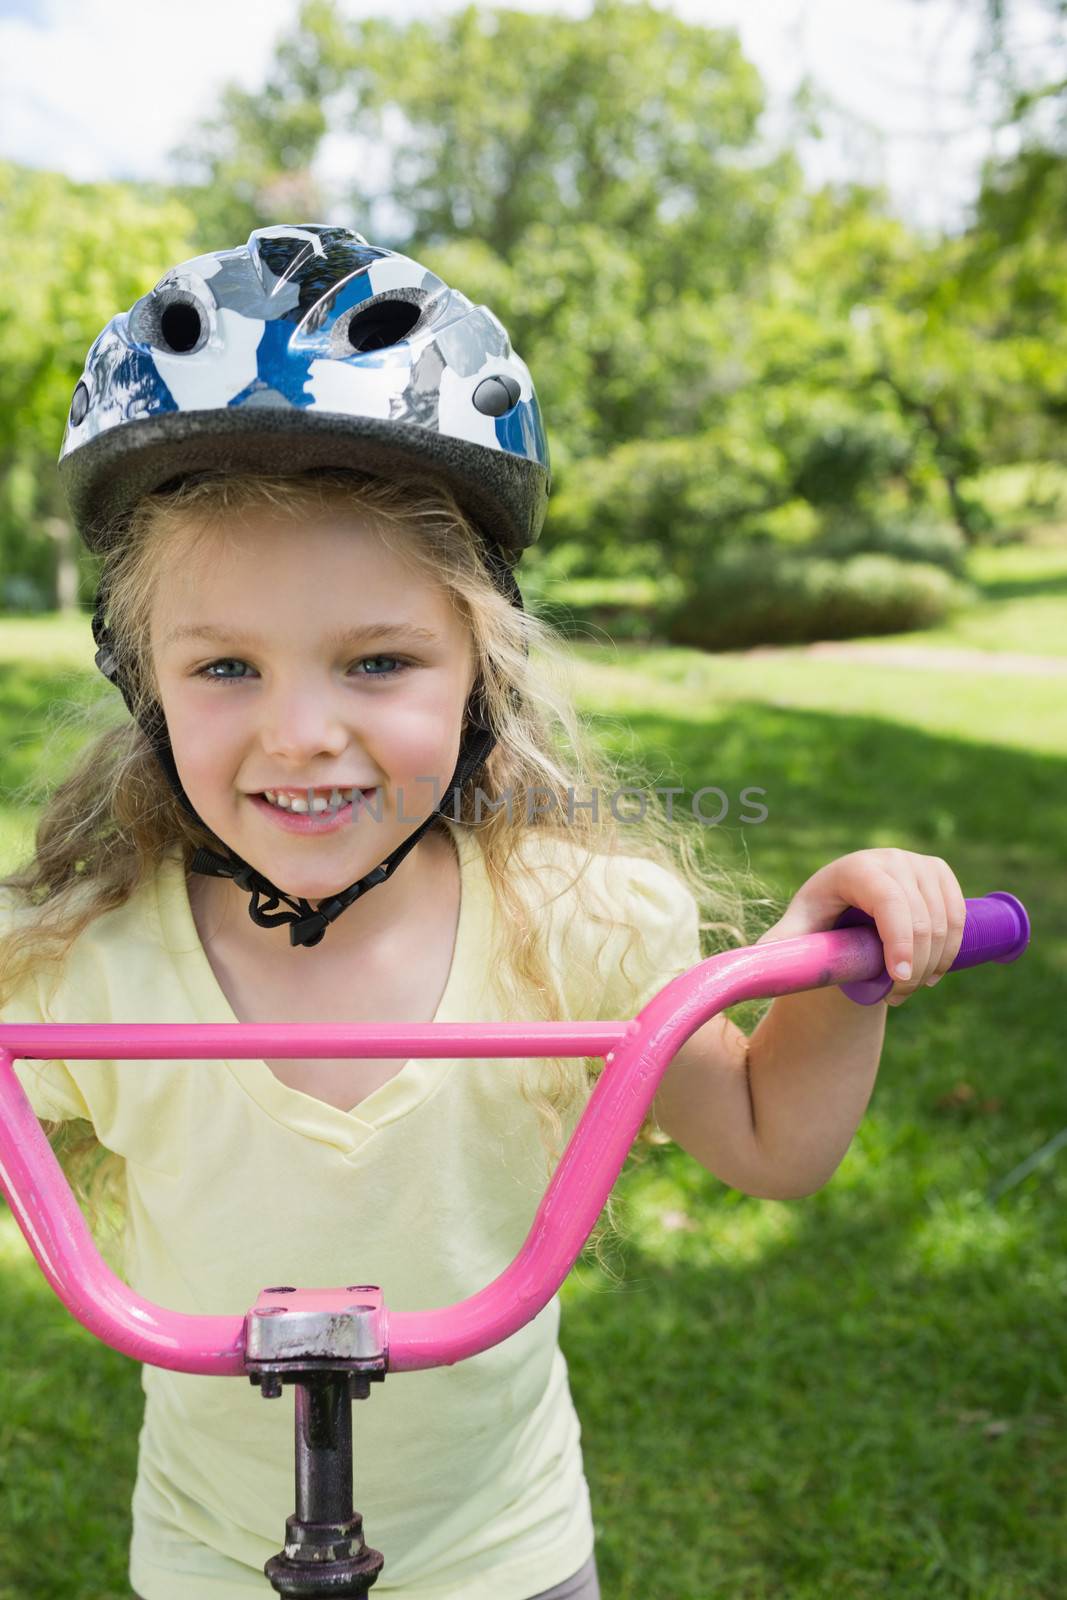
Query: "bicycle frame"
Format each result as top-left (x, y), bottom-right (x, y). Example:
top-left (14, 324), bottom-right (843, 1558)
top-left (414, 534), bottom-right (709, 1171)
top-left (0, 894), bottom-right (1030, 1596)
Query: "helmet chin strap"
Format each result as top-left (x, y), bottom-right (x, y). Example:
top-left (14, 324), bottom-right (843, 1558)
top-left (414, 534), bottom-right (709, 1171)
top-left (148, 692), bottom-right (495, 949)
top-left (91, 547), bottom-right (522, 950)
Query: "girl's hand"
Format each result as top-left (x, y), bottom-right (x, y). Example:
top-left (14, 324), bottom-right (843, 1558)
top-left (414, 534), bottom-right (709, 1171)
top-left (755, 848), bottom-right (968, 1006)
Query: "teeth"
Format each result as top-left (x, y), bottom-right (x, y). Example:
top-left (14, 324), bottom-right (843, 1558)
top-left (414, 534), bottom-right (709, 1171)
top-left (263, 787), bottom-right (361, 813)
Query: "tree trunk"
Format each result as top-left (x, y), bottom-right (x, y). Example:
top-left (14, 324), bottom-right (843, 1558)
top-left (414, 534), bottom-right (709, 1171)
top-left (44, 516), bottom-right (81, 614)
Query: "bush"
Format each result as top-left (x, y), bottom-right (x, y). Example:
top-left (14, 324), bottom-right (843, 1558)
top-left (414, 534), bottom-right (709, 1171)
top-left (811, 507), bottom-right (968, 577)
top-left (784, 407), bottom-right (913, 508)
top-left (1, 574), bottom-right (50, 613)
top-left (662, 541), bottom-right (974, 651)
top-left (542, 430), bottom-right (789, 576)
top-left (527, 573), bottom-right (684, 645)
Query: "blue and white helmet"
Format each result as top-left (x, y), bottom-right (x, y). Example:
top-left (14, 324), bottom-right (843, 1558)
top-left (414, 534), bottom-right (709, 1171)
top-left (59, 223), bottom-right (551, 563)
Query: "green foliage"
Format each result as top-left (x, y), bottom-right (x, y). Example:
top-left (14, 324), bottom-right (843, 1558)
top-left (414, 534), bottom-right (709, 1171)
top-left (662, 543), bottom-right (972, 651)
top-left (0, 163), bottom-right (197, 463)
top-left (170, 0), bottom-right (802, 465)
top-left (4, 0), bottom-right (1067, 636)
top-left (545, 427), bottom-right (789, 580)
top-left (962, 461), bottom-right (1067, 535)
top-left (0, 161), bottom-right (196, 611)
top-left (812, 508), bottom-right (969, 578)
top-left (784, 405), bottom-right (912, 509)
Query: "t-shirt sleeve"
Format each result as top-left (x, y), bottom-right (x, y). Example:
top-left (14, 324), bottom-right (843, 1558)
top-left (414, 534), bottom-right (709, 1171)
top-left (556, 851), bottom-right (703, 1024)
top-left (0, 904), bottom-right (91, 1123)
top-left (604, 857), bottom-right (703, 1017)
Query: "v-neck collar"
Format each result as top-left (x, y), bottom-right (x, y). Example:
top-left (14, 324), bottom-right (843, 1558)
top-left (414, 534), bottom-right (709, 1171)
top-left (154, 818), bottom-right (484, 1159)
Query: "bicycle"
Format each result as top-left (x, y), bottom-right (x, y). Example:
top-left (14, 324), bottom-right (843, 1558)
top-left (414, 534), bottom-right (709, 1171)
top-left (0, 891), bottom-right (1031, 1597)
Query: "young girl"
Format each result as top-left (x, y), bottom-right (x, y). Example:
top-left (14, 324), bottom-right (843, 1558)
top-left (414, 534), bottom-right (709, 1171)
top-left (1, 224), bottom-right (967, 1600)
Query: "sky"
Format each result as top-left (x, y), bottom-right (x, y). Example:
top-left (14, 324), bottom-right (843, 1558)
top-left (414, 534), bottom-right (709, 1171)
top-left (0, 0), bottom-right (1058, 235)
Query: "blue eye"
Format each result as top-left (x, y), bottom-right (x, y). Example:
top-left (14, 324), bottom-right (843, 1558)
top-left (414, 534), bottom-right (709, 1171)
top-left (197, 655), bottom-right (410, 683)
top-left (199, 658), bottom-right (248, 681)
top-left (357, 655), bottom-right (407, 677)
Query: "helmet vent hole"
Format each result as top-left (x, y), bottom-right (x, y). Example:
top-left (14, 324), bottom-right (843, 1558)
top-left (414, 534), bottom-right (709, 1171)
top-left (346, 299), bottom-right (423, 353)
top-left (69, 381), bottom-right (90, 427)
top-left (160, 301), bottom-right (203, 353)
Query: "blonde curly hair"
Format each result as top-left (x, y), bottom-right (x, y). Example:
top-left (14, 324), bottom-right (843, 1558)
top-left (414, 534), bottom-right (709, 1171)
top-left (0, 468), bottom-right (782, 1279)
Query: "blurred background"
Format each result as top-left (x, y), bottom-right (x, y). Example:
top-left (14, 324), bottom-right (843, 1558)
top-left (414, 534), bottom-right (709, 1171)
top-left (1, 3), bottom-right (1065, 1596)
top-left (2, 0), bottom-right (1067, 643)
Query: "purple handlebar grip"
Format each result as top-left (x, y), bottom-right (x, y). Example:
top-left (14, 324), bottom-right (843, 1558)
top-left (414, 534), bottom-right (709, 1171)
top-left (947, 891), bottom-right (1032, 969)
top-left (835, 891), bottom-right (1031, 1006)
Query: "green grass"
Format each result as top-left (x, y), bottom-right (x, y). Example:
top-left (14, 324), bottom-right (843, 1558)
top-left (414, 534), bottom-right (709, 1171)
top-left (1, 565), bottom-right (1066, 1597)
top-left (0, 1225), bottom-right (141, 1600)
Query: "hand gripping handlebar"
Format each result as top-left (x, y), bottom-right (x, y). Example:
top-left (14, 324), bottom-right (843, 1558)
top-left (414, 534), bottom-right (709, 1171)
top-left (0, 891), bottom-right (1031, 1596)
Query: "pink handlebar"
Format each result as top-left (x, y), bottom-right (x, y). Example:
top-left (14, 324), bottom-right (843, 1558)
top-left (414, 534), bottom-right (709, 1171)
top-left (0, 893), bottom-right (1030, 1378)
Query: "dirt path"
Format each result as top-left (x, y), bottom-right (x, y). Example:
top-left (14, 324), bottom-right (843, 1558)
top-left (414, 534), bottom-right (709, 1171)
top-left (738, 641), bottom-right (1067, 676)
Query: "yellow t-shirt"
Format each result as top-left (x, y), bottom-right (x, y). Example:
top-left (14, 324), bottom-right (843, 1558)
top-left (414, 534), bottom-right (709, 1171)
top-left (1, 818), bottom-right (701, 1599)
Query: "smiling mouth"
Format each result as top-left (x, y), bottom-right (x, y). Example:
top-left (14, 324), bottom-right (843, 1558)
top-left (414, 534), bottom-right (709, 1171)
top-left (256, 786), bottom-right (378, 814)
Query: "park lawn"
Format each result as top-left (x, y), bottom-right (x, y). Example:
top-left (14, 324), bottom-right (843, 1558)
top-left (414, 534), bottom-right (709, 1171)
top-left (557, 641), bottom-right (1065, 1599)
top-left (0, 585), bottom-right (1065, 1598)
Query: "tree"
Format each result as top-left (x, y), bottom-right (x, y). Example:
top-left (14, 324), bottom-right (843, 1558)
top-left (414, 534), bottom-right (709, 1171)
top-left (0, 163), bottom-right (196, 610)
top-left (172, 0), bottom-right (799, 284)
top-left (169, 0), bottom-right (803, 510)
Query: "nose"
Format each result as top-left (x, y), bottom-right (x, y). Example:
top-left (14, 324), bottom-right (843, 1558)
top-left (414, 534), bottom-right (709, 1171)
top-left (258, 677), bottom-right (353, 765)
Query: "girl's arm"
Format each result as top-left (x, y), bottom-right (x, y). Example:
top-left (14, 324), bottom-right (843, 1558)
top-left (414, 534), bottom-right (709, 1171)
top-left (652, 850), bottom-right (968, 1200)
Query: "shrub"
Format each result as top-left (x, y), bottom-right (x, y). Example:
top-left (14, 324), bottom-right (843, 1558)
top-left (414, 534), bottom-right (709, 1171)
top-left (527, 573), bottom-right (683, 645)
top-left (785, 408), bottom-right (913, 508)
top-left (543, 430), bottom-right (789, 576)
top-left (812, 508), bottom-right (968, 577)
top-left (1, 574), bottom-right (50, 612)
top-left (662, 541), bottom-right (973, 651)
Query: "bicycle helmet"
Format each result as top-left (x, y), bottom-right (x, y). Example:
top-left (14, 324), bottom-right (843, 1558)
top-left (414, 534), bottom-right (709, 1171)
top-left (59, 223), bottom-right (551, 948)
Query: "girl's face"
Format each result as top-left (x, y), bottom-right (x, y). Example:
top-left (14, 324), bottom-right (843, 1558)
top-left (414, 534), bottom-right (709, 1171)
top-left (150, 507), bottom-right (477, 907)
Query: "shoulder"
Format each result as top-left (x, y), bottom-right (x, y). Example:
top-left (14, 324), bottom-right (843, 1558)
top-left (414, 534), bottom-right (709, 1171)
top-left (0, 858), bottom-right (181, 1129)
top-left (0, 886), bottom-right (60, 992)
top-left (0, 855), bottom-right (175, 1018)
top-left (509, 827), bottom-right (697, 927)
top-left (0, 888), bottom-right (87, 1119)
top-left (502, 829), bottom-right (701, 1017)
top-left (0, 883), bottom-right (39, 927)
top-left (0, 886), bottom-right (43, 1005)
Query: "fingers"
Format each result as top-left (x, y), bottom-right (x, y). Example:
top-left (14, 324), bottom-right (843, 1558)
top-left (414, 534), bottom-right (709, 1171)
top-left (760, 848), bottom-right (968, 1010)
top-left (862, 867), bottom-right (921, 992)
top-left (885, 863), bottom-right (935, 1005)
top-left (883, 853), bottom-right (966, 1006)
top-left (928, 857), bottom-right (968, 984)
